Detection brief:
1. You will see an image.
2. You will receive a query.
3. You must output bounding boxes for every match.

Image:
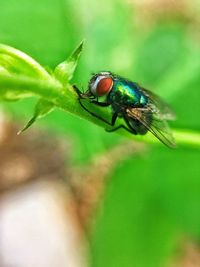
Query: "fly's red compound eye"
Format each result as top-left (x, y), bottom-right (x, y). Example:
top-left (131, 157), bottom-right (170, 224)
top-left (96, 77), bottom-right (113, 96)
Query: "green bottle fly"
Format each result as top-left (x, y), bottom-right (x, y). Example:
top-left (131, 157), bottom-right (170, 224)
top-left (74, 71), bottom-right (176, 148)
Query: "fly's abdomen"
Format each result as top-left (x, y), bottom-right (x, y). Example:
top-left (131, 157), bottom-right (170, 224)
top-left (129, 112), bottom-right (152, 135)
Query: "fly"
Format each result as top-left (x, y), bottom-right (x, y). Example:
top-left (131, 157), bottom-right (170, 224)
top-left (74, 71), bottom-right (176, 148)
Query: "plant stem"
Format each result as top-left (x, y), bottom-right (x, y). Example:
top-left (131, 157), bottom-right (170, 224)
top-left (0, 74), bottom-right (199, 149)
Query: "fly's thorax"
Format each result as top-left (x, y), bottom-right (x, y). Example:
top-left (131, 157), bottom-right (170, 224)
top-left (108, 79), bottom-right (147, 107)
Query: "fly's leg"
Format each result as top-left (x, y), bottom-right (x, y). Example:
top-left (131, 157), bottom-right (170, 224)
top-left (106, 113), bottom-right (137, 135)
top-left (106, 125), bottom-right (135, 134)
top-left (73, 85), bottom-right (84, 98)
top-left (78, 98), bottom-right (112, 125)
top-left (73, 85), bottom-right (112, 126)
top-left (106, 112), bottom-right (134, 134)
top-left (73, 85), bottom-right (134, 132)
top-left (123, 115), bottom-right (137, 135)
top-left (105, 112), bottom-right (118, 130)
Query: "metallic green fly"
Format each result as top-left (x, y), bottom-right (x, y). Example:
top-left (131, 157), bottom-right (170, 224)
top-left (74, 71), bottom-right (176, 148)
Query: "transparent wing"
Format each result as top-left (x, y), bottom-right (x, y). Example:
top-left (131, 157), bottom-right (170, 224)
top-left (138, 87), bottom-right (176, 120)
top-left (126, 107), bottom-right (176, 148)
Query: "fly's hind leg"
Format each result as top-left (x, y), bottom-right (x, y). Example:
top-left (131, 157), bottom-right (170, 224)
top-left (106, 125), bottom-right (135, 134)
top-left (123, 115), bottom-right (137, 135)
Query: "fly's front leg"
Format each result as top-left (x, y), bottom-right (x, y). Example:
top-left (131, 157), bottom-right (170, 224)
top-left (73, 85), bottom-right (84, 98)
top-left (78, 99), bottom-right (112, 126)
top-left (73, 85), bottom-right (112, 126)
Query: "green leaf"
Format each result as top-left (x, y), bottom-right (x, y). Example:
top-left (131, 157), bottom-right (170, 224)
top-left (18, 99), bottom-right (54, 134)
top-left (0, 44), bottom-right (51, 80)
top-left (54, 40), bottom-right (84, 86)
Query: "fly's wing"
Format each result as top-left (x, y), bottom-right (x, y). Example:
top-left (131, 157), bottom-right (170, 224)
top-left (126, 108), bottom-right (176, 148)
top-left (138, 87), bottom-right (176, 120)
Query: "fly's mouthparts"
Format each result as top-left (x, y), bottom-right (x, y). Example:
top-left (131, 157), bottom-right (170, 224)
top-left (82, 90), bottom-right (92, 98)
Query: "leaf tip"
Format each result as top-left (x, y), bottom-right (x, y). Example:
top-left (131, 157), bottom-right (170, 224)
top-left (71, 39), bottom-right (85, 60)
top-left (79, 39), bottom-right (85, 49)
top-left (17, 130), bottom-right (22, 135)
top-left (54, 40), bottom-right (85, 84)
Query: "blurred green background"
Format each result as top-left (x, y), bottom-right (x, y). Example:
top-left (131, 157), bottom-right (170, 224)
top-left (0, 0), bottom-right (200, 266)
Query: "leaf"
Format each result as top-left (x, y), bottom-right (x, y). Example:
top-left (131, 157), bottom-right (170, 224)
top-left (18, 99), bottom-right (55, 134)
top-left (54, 40), bottom-right (84, 86)
top-left (0, 44), bottom-right (51, 80)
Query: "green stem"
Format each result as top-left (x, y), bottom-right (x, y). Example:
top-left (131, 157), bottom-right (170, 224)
top-left (173, 129), bottom-right (200, 148)
top-left (137, 128), bottom-right (200, 148)
top-left (0, 74), bottom-right (199, 148)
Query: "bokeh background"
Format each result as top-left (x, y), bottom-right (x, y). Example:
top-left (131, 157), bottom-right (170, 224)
top-left (0, 0), bottom-right (200, 266)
